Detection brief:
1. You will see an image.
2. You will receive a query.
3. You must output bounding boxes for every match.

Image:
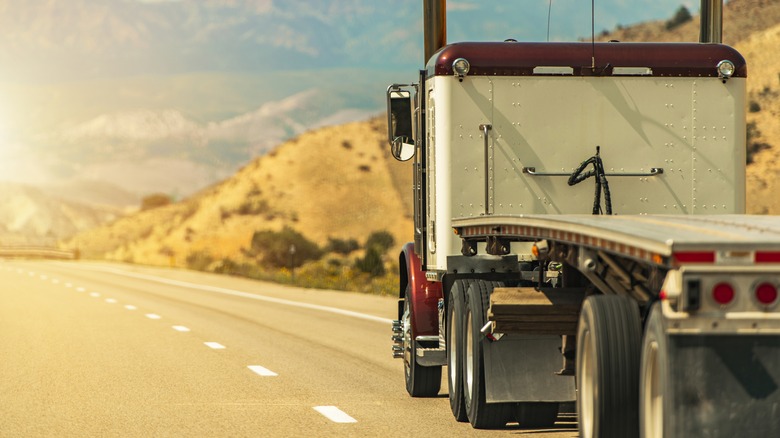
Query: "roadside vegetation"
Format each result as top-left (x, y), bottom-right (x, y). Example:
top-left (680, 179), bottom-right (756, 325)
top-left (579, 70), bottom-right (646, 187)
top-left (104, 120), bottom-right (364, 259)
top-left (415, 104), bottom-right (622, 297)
top-left (184, 228), bottom-right (399, 296)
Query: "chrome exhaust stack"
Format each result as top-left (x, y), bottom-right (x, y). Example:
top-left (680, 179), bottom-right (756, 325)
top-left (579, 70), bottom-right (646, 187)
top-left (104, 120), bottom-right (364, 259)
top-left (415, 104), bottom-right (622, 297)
top-left (700, 0), bottom-right (723, 43)
top-left (423, 0), bottom-right (447, 64)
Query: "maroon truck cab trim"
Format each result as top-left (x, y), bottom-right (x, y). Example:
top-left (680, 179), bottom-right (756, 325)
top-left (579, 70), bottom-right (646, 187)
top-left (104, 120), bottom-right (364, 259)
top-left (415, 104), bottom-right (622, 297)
top-left (427, 42), bottom-right (746, 78)
top-left (402, 242), bottom-right (442, 338)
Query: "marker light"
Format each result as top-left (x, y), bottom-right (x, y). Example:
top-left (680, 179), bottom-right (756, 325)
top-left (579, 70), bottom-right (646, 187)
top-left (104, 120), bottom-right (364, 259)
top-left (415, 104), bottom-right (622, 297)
top-left (755, 282), bottom-right (778, 306)
top-left (452, 58), bottom-right (470, 77)
top-left (712, 282), bottom-right (735, 305)
top-left (717, 60), bottom-right (735, 79)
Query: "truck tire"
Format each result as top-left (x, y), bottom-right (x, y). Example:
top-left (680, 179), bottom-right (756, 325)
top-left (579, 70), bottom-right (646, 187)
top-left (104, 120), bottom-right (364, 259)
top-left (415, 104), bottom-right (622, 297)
top-left (463, 280), bottom-right (512, 429)
top-left (447, 280), bottom-right (471, 421)
top-left (576, 295), bottom-right (641, 438)
top-left (640, 302), bottom-right (667, 438)
top-left (403, 287), bottom-right (442, 397)
top-left (516, 402), bottom-right (559, 428)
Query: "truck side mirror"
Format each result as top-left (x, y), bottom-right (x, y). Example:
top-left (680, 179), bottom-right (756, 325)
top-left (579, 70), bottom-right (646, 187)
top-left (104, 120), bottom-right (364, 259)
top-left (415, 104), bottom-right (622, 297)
top-left (386, 86), bottom-right (415, 162)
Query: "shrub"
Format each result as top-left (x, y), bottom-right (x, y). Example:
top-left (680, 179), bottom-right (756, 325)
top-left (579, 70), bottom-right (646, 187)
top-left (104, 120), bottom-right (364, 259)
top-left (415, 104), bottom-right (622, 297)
top-left (325, 237), bottom-right (360, 255)
top-left (746, 122), bottom-right (771, 164)
top-left (186, 251), bottom-right (214, 271)
top-left (141, 193), bottom-right (172, 211)
top-left (365, 230), bottom-right (395, 253)
top-left (355, 245), bottom-right (385, 277)
top-left (665, 6), bottom-right (692, 30)
top-left (250, 226), bottom-right (322, 268)
top-left (749, 101), bottom-right (761, 113)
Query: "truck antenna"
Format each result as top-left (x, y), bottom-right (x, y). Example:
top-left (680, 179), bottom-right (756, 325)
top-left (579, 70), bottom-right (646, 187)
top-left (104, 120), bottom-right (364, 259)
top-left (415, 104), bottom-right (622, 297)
top-left (546, 0), bottom-right (552, 42)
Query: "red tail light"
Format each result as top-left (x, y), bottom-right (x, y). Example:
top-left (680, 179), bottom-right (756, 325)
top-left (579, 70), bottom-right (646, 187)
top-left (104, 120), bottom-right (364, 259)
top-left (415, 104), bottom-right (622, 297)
top-left (712, 282), bottom-right (735, 305)
top-left (755, 282), bottom-right (778, 306)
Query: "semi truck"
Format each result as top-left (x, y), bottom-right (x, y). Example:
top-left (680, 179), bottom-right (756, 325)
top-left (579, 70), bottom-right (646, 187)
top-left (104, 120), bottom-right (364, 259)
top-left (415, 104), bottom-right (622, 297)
top-left (386, 1), bottom-right (780, 437)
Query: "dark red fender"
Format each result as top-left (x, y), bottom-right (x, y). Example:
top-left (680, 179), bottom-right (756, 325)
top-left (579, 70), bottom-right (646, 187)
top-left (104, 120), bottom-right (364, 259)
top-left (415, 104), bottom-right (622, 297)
top-left (400, 242), bottom-right (442, 338)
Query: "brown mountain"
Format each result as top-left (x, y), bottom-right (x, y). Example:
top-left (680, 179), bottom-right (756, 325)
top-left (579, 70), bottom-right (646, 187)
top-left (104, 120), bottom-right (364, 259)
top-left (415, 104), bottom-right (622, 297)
top-left (72, 117), bottom-right (413, 266)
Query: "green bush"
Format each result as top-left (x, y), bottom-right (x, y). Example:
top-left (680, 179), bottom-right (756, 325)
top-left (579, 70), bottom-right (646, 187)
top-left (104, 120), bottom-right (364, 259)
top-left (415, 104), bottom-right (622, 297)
top-left (365, 230), bottom-right (395, 253)
top-left (186, 251), bottom-right (214, 271)
top-left (665, 5), bottom-right (692, 30)
top-left (250, 226), bottom-right (322, 268)
top-left (355, 245), bottom-right (385, 277)
top-left (325, 237), bottom-right (360, 255)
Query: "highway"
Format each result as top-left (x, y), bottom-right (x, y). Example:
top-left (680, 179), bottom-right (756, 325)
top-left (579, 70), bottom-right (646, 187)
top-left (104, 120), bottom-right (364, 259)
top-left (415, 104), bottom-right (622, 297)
top-left (0, 260), bottom-right (578, 437)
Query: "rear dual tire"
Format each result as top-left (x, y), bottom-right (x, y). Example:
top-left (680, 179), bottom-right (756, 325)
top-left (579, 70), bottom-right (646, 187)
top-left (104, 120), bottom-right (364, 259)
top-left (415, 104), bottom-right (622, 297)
top-left (447, 280), bottom-right (471, 421)
top-left (576, 294), bottom-right (641, 438)
top-left (463, 281), bottom-right (513, 429)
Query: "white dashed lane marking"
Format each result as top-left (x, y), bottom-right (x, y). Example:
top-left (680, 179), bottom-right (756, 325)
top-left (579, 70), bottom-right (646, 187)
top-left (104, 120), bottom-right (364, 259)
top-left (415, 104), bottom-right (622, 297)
top-left (248, 365), bottom-right (278, 377)
top-left (145, 313), bottom-right (161, 320)
top-left (204, 342), bottom-right (225, 350)
top-left (313, 406), bottom-right (357, 424)
top-left (89, 292), bottom-right (101, 298)
top-left (65, 283), bottom-right (73, 288)
top-left (105, 298), bottom-right (117, 304)
top-left (76, 287), bottom-right (86, 292)
top-left (172, 326), bottom-right (190, 332)
top-left (124, 305), bottom-right (137, 310)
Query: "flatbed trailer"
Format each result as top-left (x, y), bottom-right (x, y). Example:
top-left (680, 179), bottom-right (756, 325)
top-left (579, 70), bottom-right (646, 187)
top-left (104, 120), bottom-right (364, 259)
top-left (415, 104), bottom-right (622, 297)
top-left (448, 214), bottom-right (780, 437)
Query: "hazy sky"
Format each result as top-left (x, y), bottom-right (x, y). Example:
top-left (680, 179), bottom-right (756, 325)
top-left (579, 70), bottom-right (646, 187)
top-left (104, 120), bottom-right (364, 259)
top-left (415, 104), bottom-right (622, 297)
top-left (0, 0), bottom-right (699, 197)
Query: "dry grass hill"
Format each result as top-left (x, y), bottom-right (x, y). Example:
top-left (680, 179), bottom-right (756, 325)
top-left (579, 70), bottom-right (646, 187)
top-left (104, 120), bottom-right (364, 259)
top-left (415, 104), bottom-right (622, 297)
top-left (72, 117), bottom-right (412, 271)
top-left (599, 0), bottom-right (780, 213)
top-left (71, 0), bottom-right (780, 291)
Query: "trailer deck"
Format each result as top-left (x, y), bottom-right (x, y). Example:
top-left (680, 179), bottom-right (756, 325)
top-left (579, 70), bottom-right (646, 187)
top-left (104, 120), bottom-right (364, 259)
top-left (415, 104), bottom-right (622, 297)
top-left (453, 215), bottom-right (780, 266)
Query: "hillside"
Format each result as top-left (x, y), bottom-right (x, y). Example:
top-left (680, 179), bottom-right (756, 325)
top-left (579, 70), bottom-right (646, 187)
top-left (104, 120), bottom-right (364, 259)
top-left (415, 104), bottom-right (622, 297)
top-left (0, 183), bottom-right (120, 243)
top-left (598, 0), bottom-right (780, 213)
top-left (72, 116), bottom-right (413, 267)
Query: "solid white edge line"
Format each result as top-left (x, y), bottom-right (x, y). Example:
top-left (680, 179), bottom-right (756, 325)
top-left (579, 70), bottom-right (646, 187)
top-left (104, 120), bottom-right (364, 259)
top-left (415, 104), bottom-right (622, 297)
top-left (313, 406), bottom-right (357, 424)
top-left (73, 265), bottom-right (393, 324)
top-left (247, 365), bottom-right (278, 377)
top-left (172, 325), bottom-right (190, 332)
top-left (145, 313), bottom-right (161, 320)
top-left (204, 342), bottom-right (225, 349)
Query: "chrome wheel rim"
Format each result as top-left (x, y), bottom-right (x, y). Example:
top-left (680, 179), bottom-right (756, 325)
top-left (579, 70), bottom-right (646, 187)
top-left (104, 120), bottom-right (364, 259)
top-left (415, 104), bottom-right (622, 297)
top-left (643, 341), bottom-right (662, 438)
top-left (579, 328), bottom-right (596, 438)
top-left (464, 307), bottom-right (474, 405)
top-left (448, 304), bottom-right (457, 387)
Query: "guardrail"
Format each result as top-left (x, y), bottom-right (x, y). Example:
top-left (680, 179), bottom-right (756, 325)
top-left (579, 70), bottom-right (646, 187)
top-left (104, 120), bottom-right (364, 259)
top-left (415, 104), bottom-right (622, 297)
top-left (0, 247), bottom-right (77, 260)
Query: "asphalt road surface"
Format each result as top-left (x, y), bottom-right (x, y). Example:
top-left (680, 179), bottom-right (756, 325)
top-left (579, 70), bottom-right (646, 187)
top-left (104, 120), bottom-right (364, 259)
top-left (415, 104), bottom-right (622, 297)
top-left (0, 260), bottom-right (578, 437)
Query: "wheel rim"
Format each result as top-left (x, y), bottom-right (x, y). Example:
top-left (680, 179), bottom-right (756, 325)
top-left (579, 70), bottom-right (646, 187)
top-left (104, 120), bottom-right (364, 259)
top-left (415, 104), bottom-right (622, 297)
top-left (579, 328), bottom-right (596, 438)
top-left (448, 304), bottom-right (457, 388)
top-left (403, 295), bottom-right (412, 381)
top-left (464, 307), bottom-right (474, 405)
top-left (643, 341), bottom-right (662, 438)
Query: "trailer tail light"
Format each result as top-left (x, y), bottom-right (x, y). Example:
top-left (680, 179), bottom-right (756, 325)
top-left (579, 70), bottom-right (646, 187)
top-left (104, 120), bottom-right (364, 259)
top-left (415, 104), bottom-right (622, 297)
top-left (712, 282), bottom-right (735, 305)
top-left (754, 282), bottom-right (778, 306)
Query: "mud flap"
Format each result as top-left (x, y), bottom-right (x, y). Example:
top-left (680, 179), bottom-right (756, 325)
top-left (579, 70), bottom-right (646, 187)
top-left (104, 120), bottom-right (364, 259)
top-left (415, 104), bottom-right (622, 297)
top-left (483, 334), bottom-right (576, 403)
top-left (667, 335), bottom-right (780, 437)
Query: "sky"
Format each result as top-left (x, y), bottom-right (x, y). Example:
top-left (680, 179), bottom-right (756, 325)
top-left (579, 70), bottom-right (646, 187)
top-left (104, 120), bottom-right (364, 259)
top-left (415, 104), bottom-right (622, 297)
top-left (0, 0), bottom-right (699, 201)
